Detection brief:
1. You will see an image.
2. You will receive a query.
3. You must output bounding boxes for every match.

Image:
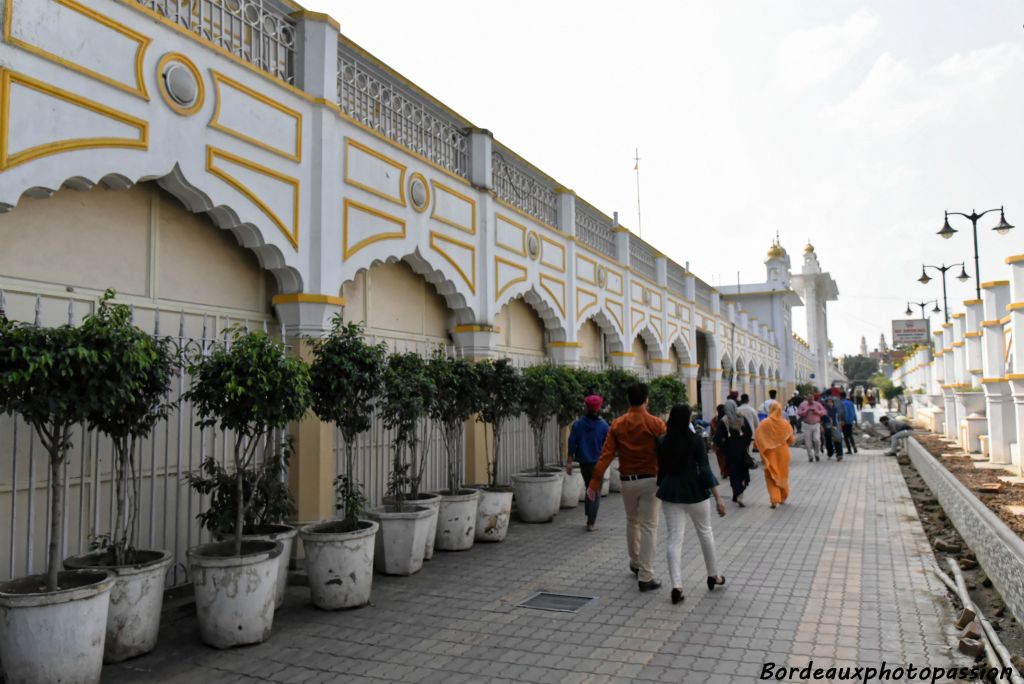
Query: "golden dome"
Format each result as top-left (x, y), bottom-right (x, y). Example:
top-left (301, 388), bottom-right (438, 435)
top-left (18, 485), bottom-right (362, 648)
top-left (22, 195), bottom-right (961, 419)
top-left (804, 242), bottom-right (815, 254)
top-left (767, 241), bottom-right (786, 259)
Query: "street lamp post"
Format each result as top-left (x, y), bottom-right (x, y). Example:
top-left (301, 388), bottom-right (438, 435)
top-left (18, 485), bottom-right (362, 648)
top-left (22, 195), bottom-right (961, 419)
top-left (937, 207), bottom-right (1014, 300)
top-left (917, 263), bottom-right (969, 324)
top-left (904, 300), bottom-right (940, 320)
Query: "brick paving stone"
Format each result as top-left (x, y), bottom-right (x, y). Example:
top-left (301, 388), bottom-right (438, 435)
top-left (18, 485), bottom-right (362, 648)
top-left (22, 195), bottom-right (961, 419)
top-left (104, 447), bottom-right (974, 684)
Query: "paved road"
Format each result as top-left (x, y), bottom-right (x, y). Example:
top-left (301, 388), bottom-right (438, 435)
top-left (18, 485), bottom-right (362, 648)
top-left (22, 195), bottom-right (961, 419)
top-left (106, 446), bottom-right (965, 683)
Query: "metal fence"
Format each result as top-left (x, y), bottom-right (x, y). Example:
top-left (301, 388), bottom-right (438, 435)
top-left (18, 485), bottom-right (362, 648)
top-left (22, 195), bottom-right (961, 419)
top-left (630, 241), bottom-right (657, 282)
top-left (0, 290), bottom-right (278, 587)
top-left (695, 279), bottom-right (714, 314)
top-left (137, 0), bottom-right (296, 84)
top-left (492, 148), bottom-right (559, 228)
top-left (337, 42), bottom-right (470, 179)
top-left (575, 203), bottom-right (616, 259)
top-left (667, 262), bottom-right (687, 298)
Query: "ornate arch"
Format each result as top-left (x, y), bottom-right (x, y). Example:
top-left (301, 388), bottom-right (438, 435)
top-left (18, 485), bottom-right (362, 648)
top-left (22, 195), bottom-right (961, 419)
top-left (669, 334), bottom-right (692, 365)
top-left (634, 322), bottom-right (664, 359)
top-left (579, 310), bottom-right (625, 354)
top-left (496, 285), bottom-right (568, 343)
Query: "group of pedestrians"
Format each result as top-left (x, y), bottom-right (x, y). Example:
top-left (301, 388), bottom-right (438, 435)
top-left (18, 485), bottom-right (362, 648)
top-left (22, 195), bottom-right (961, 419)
top-left (567, 382), bottom-right (799, 604)
top-left (793, 390), bottom-right (859, 462)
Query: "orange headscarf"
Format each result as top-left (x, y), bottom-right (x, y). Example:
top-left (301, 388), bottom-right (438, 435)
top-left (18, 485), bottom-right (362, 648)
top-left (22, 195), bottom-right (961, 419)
top-left (754, 401), bottom-right (794, 452)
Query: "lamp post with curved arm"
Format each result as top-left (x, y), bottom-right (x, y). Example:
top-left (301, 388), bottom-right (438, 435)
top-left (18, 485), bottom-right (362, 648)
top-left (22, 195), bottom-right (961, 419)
top-left (917, 263), bottom-right (969, 324)
top-left (904, 300), bottom-right (940, 320)
top-left (937, 207), bottom-right (1014, 300)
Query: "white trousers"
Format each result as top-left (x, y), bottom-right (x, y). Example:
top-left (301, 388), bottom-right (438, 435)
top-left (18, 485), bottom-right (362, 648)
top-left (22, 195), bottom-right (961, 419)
top-left (803, 424), bottom-right (822, 456)
top-left (663, 498), bottom-right (718, 588)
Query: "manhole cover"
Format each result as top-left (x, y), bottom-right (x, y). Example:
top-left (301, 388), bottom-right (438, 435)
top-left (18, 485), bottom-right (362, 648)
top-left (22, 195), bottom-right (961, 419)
top-left (516, 592), bottom-right (594, 613)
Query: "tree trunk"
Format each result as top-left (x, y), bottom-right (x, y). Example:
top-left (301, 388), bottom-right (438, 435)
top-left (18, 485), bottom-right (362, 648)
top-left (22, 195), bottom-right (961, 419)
top-left (344, 440), bottom-right (355, 527)
top-left (534, 428), bottom-right (544, 476)
top-left (491, 424), bottom-right (501, 488)
top-left (234, 436), bottom-right (244, 557)
top-left (46, 441), bottom-right (64, 592)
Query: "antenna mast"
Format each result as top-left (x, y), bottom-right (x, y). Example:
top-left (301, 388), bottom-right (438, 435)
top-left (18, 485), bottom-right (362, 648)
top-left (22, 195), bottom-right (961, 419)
top-left (633, 147), bottom-right (642, 238)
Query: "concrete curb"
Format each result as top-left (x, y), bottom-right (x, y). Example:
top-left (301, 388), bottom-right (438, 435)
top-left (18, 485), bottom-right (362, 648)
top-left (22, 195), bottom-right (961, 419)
top-left (908, 437), bottom-right (1024, 625)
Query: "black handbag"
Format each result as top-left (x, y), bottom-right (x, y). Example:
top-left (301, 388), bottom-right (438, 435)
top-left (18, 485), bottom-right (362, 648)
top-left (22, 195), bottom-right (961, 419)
top-left (745, 453), bottom-right (759, 470)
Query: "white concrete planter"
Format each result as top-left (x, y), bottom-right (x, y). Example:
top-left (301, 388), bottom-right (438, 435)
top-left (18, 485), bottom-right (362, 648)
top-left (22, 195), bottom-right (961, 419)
top-left (187, 540), bottom-right (281, 649)
top-left (385, 493), bottom-right (441, 560)
top-left (560, 468), bottom-right (581, 509)
top-left (609, 460), bottom-right (622, 492)
top-left (237, 524), bottom-right (297, 609)
top-left (474, 487), bottom-right (513, 542)
top-left (513, 472), bottom-right (562, 523)
top-left (601, 468), bottom-right (611, 496)
top-left (64, 549), bottom-right (172, 663)
top-left (366, 505), bottom-right (433, 576)
top-left (434, 489), bottom-right (480, 551)
top-left (299, 520), bottom-right (377, 610)
top-left (575, 469), bottom-right (588, 502)
top-left (0, 569), bottom-right (115, 684)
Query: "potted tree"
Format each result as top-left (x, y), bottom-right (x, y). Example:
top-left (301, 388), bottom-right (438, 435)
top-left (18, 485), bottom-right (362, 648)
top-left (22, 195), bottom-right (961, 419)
top-left (63, 293), bottom-right (177, 664)
top-left (0, 309), bottom-right (116, 684)
top-left (514, 365), bottom-right (564, 523)
top-left (426, 350), bottom-right (482, 551)
top-left (474, 358), bottom-right (523, 542)
top-left (373, 351), bottom-right (437, 574)
top-left (300, 318), bottom-right (385, 608)
top-left (186, 439), bottom-right (296, 610)
top-left (184, 328), bottom-right (310, 648)
top-left (550, 366), bottom-right (584, 508)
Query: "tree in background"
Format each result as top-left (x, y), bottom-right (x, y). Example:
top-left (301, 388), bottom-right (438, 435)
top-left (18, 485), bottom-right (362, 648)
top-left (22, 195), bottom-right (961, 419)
top-left (647, 375), bottom-right (687, 418)
top-left (842, 355), bottom-right (879, 383)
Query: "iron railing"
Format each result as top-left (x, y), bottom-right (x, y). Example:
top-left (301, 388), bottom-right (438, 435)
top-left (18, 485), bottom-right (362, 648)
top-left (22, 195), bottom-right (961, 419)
top-left (575, 203), bottom-right (616, 259)
top-left (695, 280), bottom-right (714, 314)
top-left (491, 148), bottom-right (559, 228)
top-left (138, 0), bottom-right (296, 83)
top-left (667, 262), bottom-right (687, 298)
top-left (337, 43), bottom-right (470, 178)
top-left (630, 241), bottom-right (657, 282)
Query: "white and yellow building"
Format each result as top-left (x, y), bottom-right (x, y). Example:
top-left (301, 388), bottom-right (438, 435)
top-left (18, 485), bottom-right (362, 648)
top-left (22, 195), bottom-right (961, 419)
top-left (0, 0), bottom-right (842, 580)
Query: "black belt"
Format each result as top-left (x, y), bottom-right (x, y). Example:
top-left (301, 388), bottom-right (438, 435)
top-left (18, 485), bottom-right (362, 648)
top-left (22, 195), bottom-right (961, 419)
top-left (621, 474), bottom-right (655, 481)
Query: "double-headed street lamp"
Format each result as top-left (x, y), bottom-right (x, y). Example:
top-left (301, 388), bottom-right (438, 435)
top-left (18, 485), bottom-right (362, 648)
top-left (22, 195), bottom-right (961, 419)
top-left (904, 300), bottom-right (941, 319)
top-left (937, 207), bottom-right (1014, 300)
top-left (917, 262), bottom-right (969, 324)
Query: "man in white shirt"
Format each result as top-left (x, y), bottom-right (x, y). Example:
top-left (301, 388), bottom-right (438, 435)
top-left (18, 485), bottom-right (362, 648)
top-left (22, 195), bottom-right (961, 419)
top-left (759, 389), bottom-right (778, 415)
top-left (737, 394), bottom-right (760, 432)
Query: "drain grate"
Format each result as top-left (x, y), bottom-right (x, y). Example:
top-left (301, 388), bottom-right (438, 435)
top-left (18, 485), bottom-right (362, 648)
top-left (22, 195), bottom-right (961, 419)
top-left (516, 592), bottom-right (595, 613)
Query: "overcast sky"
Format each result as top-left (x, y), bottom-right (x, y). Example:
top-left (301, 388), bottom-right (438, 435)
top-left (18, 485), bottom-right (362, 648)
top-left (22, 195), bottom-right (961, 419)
top-left (307, 1), bottom-right (1024, 356)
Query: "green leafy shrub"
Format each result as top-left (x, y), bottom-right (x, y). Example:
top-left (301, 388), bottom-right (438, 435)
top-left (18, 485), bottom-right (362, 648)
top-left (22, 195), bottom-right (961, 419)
top-left (476, 358), bottom-right (523, 488)
top-left (426, 350), bottom-right (481, 495)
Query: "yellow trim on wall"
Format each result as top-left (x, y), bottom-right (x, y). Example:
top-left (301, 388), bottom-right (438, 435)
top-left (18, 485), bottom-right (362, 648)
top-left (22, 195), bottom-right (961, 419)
top-left (964, 332), bottom-right (983, 338)
top-left (549, 341), bottom-right (580, 348)
top-left (1006, 254), bottom-right (1024, 264)
top-left (0, 69), bottom-right (148, 171)
top-left (577, 286), bottom-right (598, 321)
top-left (429, 231), bottom-right (476, 294)
top-left (539, 234), bottom-right (566, 273)
top-left (430, 180), bottom-right (476, 235)
top-left (210, 70), bottom-right (302, 162)
top-left (342, 197), bottom-right (405, 259)
top-left (272, 293), bottom-right (345, 306)
top-left (408, 172), bottom-right (429, 213)
top-left (157, 53), bottom-right (205, 116)
top-left (951, 342), bottom-right (964, 348)
top-left (606, 298), bottom-right (624, 332)
top-left (980, 377), bottom-right (1007, 384)
top-left (951, 313), bottom-right (965, 319)
top-left (495, 213), bottom-right (527, 256)
top-left (342, 137), bottom-right (406, 206)
top-left (1007, 374), bottom-right (1024, 381)
top-left (494, 256), bottom-right (528, 301)
top-left (539, 273), bottom-right (566, 318)
top-left (609, 351), bottom-right (635, 357)
top-left (4, 0), bottom-right (151, 100)
top-left (207, 146), bottom-right (300, 249)
top-left (1007, 302), bottom-right (1024, 312)
top-left (963, 299), bottom-right (983, 306)
top-left (453, 324), bottom-right (499, 333)
top-left (981, 280), bottom-right (1009, 289)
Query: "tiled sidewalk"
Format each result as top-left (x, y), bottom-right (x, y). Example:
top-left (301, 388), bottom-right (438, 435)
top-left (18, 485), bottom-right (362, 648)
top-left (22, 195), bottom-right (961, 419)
top-left (106, 447), bottom-right (965, 684)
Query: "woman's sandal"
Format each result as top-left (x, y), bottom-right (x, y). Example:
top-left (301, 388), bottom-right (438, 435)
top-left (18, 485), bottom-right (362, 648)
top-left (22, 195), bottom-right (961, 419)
top-left (706, 576), bottom-right (726, 591)
top-left (671, 588), bottom-right (684, 604)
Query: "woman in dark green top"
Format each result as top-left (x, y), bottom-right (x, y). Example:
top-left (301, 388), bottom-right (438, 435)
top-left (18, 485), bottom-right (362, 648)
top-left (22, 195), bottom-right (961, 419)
top-left (656, 404), bottom-right (726, 604)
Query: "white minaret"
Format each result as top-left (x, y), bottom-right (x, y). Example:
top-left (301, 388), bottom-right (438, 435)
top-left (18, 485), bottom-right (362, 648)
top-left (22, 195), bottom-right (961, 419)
top-left (859, 336), bottom-right (868, 356)
top-left (792, 242), bottom-right (839, 387)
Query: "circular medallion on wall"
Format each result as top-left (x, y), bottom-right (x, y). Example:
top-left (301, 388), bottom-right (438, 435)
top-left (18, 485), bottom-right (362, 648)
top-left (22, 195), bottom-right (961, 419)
top-left (157, 53), bottom-right (204, 116)
top-left (409, 173), bottom-right (429, 212)
top-left (527, 231), bottom-right (540, 260)
top-left (597, 265), bottom-right (607, 287)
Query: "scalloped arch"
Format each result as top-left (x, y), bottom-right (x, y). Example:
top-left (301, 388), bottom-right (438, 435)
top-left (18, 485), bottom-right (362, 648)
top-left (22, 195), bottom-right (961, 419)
top-left (579, 310), bottom-right (625, 354)
top-left (669, 335), bottom-right (692, 364)
top-left (495, 285), bottom-right (567, 343)
top-left (633, 323), bottom-right (664, 359)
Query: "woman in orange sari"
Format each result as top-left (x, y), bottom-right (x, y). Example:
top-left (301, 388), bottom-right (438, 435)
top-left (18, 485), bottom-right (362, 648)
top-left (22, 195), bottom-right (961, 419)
top-left (753, 401), bottom-right (797, 509)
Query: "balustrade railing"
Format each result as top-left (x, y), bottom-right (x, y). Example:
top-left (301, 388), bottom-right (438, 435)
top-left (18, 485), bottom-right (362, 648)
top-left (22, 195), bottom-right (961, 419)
top-left (491, 148), bottom-right (559, 227)
top-left (138, 0), bottom-right (295, 83)
top-left (695, 280), bottom-right (714, 314)
top-left (630, 242), bottom-right (657, 282)
top-left (337, 43), bottom-right (470, 178)
top-left (575, 203), bottom-right (616, 259)
top-left (667, 262), bottom-right (687, 298)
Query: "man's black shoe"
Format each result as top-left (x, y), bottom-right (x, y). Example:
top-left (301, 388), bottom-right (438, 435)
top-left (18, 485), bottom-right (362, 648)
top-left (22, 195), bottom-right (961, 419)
top-left (630, 564), bottom-right (639, 576)
top-left (638, 579), bottom-right (661, 592)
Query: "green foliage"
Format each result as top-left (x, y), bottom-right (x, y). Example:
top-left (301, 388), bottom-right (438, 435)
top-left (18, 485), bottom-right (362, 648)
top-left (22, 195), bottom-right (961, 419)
top-left (476, 358), bottom-right (523, 487)
top-left (309, 317), bottom-right (386, 526)
top-left (426, 349), bottom-right (480, 494)
top-left (841, 355), bottom-right (879, 382)
top-left (521, 365), bottom-right (563, 473)
top-left (0, 304), bottom-right (110, 590)
top-left (381, 351), bottom-right (434, 507)
top-left (600, 368), bottom-right (640, 419)
top-left (648, 375), bottom-right (687, 417)
top-left (80, 292), bottom-right (178, 564)
top-left (333, 474), bottom-right (367, 527)
top-left (186, 328), bottom-right (310, 555)
top-left (795, 382), bottom-right (817, 398)
top-left (186, 439), bottom-right (296, 536)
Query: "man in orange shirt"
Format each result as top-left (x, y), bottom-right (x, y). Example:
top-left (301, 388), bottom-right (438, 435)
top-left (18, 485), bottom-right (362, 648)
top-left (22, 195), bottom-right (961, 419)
top-left (587, 383), bottom-right (667, 591)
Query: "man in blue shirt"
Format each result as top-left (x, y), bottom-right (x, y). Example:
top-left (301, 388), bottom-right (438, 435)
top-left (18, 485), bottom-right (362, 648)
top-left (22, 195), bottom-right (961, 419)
top-left (840, 391), bottom-right (858, 454)
top-left (566, 394), bottom-right (610, 531)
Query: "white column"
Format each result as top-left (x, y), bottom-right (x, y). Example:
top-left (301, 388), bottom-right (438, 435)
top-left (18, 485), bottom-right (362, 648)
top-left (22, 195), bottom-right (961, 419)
top-left (1006, 254), bottom-right (1024, 470)
top-left (982, 280), bottom-right (1013, 464)
top-left (941, 323), bottom-right (957, 439)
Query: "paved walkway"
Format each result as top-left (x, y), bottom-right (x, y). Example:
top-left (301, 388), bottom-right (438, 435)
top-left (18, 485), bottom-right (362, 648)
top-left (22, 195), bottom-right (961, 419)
top-left (107, 446), bottom-right (965, 684)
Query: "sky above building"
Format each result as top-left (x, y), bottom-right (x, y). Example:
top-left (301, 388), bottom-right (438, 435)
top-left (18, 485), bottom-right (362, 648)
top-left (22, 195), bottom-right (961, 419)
top-left (307, 1), bottom-right (1024, 356)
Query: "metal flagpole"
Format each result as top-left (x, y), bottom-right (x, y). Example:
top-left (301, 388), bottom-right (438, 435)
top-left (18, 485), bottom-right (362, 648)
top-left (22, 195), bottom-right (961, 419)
top-left (633, 148), bottom-right (642, 238)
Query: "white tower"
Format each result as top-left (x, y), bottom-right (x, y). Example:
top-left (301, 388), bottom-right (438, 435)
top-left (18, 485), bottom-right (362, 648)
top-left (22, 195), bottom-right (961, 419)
top-left (792, 242), bottom-right (839, 388)
top-left (859, 336), bottom-right (868, 356)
